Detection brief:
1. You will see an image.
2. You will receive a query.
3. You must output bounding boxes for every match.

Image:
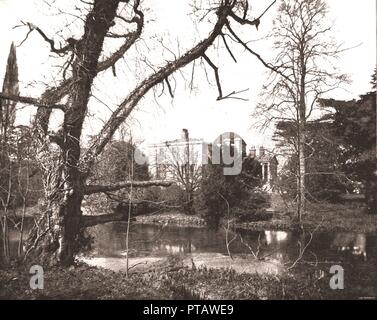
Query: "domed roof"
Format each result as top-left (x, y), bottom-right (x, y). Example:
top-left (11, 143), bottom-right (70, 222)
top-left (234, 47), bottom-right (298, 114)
top-left (213, 132), bottom-right (246, 145)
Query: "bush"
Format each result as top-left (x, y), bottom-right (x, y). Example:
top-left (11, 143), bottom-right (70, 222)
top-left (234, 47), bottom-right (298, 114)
top-left (143, 185), bottom-right (187, 213)
top-left (231, 190), bottom-right (271, 222)
top-left (196, 152), bottom-right (270, 228)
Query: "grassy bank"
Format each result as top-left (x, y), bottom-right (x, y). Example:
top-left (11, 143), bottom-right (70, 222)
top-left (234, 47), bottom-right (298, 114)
top-left (0, 261), bottom-right (372, 300)
top-left (302, 202), bottom-right (377, 233)
top-left (135, 211), bottom-right (206, 228)
top-left (135, 202), bottom-right (377, 234)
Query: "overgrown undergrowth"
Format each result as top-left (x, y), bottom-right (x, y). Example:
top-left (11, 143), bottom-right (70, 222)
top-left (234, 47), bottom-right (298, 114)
top-left (1, 262), bottom-right (373, 300)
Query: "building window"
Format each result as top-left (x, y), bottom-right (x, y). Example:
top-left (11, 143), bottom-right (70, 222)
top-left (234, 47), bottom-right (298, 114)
top-left (157, 164), bottom-right (166, 179)
top-left (264, 164), bottom-right (268, 181)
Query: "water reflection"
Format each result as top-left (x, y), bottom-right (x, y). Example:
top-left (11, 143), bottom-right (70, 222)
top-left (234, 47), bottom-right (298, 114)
top-left (264, 231), bottom-right (289, 245)
top-left (154, 243), bottom-right (197, 255)
top-left (82, 224), bottom-right (377, 289)
top-left (332, 233), bottom-right (367, 260)
top-left (87, 223), bottom-right (376, 270)
top-left (5, 220), bottom-right (376, 272)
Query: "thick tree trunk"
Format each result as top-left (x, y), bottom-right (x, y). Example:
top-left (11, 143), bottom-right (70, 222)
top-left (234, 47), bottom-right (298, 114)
top-left (54, 194), bottom-right (83, 266)
top-left (49, 0), bottom-right (120, 266)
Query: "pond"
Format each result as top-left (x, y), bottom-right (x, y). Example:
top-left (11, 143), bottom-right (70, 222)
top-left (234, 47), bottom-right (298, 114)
top-left (6, 219), bottom-right (377, 284)
top-left (82, 222), bottom-right (377, 279)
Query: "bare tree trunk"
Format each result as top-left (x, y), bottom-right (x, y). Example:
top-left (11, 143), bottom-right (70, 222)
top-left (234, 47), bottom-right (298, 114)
top-left (1, 155), bottom-right (12, 263)
top-left (50, 0), bottom-right (119, 266)
top-left (183, 130), bottom-right (194, 214)
top-left (125, 140), bottom-right (134, 278)
top-left (1, 217), bottom-right (10, 263)
top-left (54, 193), bottom-right (83, 266)
top-left (18, 204), bottom-right (26, 257)
top-left (296, 50), bottom-right (307, 223)
top-left (297, 132), bottom-right (306, 222)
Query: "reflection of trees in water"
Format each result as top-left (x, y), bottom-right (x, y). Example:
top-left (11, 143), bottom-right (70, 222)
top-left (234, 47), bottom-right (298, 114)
top-left (152, 241), bottom-right (197, 255)
top-left (90, 223), bottom-right (199, 256)
top-left (261, 231), bottom-right (290, 262)
top-left (148, 230), bottom-right (291, 260)
top-left (264, 231), bottom-right (289, 245)
top-left (332, 233), bottom-right (367, 260)
top-left (88, 223), bottom-right (375, 268)
top-left (88, 223), bottom-right (127, 256)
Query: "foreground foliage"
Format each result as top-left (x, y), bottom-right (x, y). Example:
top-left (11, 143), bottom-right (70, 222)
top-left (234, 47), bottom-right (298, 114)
top-left (1, 261), bottom-right (374, 300)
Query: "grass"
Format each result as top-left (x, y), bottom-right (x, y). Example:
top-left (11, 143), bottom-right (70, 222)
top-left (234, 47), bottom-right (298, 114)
top-left (135, 211), bottom-right (206, 228)
top-left (0, 263), bottom-right (171, 300)
top-left (303, 202), bottom-right (377, 233)
top-left (1, 261), bottom-right (372, 300)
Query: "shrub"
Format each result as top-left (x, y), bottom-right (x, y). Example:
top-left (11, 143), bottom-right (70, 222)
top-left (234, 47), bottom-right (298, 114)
top-left (196, 152), bottom-right (270, 228)
top-left (231, 190), bottom-right (271, 222)
top-left (143, 184), bottom-right (186, 213)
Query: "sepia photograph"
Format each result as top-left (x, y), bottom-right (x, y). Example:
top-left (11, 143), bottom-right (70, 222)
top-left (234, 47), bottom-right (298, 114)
top-left (0, 0), bottom-right (376, 306)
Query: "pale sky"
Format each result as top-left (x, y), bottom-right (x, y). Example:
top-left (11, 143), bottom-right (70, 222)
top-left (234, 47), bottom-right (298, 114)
top-left (0, 0), bottom-right (376, 152)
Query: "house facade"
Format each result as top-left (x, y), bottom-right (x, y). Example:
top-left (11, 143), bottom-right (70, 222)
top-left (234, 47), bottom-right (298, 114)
top-left (148, 129), bottom-right (278, 191)
top-left (148, 129), bottom-right (206, 181)
top-left (249, 146), bottom-right (279, 191)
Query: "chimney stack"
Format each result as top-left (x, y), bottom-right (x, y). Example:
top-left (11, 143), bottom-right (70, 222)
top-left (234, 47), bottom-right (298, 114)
top-left (181, 128), bottom-right (189, 141)
top-left (259, 146), bottom-right (265, 156)
top-left (249, 146), bottom-right (256, 158)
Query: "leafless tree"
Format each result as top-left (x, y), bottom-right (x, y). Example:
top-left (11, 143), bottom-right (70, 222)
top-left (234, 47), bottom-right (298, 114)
top-left (125, 136), bottom-right (134, 278)
top-left (161, 139), bottom-right (203, 214)
top-left (0, 0), bottom-right (277, 266)
top-left (217, 191), bottom-right (237, 259)
top-left (254, 0), bottom-right (347, 222)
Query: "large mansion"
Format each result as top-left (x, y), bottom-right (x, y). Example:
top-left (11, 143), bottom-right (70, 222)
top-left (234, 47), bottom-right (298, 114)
top-left (148, 129), bottom-right (278, 191)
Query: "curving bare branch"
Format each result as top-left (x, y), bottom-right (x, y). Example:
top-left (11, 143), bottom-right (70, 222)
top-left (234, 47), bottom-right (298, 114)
top-left (15, 21), bottom-right (76, 55)
top-left (0, 92), bottom-right (66, 110)
top-left (83, 180), bottom-right (173, 195)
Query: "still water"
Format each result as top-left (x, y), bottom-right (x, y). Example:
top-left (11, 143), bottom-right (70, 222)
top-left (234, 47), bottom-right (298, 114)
top-left (7, 220), bottom-right (377, 278)
top-left (87, 222), bottom-right (377, 272)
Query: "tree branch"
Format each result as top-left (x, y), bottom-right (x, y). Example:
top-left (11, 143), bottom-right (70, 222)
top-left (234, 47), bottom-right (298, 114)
top-left (98, 0), bottom-right (144, 71)
top-left (81, 212), bottom-right (130, 228)
top-left (0, 92), bottom-right (66, 110)
top-left (221, 32), bottom-right (237, 63)
top-left (83, 180), bottom-right (173, 195)
top-left (165, 77), bottom-right (174, 98)
top-left (229, 0), bottom-right (276, 30)
top-left (202, 53), bottom-right (223, 99)
top-left (225, 21), bottom-right (293, 84)
top-left (16, 21), bottom-right (74, 55)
